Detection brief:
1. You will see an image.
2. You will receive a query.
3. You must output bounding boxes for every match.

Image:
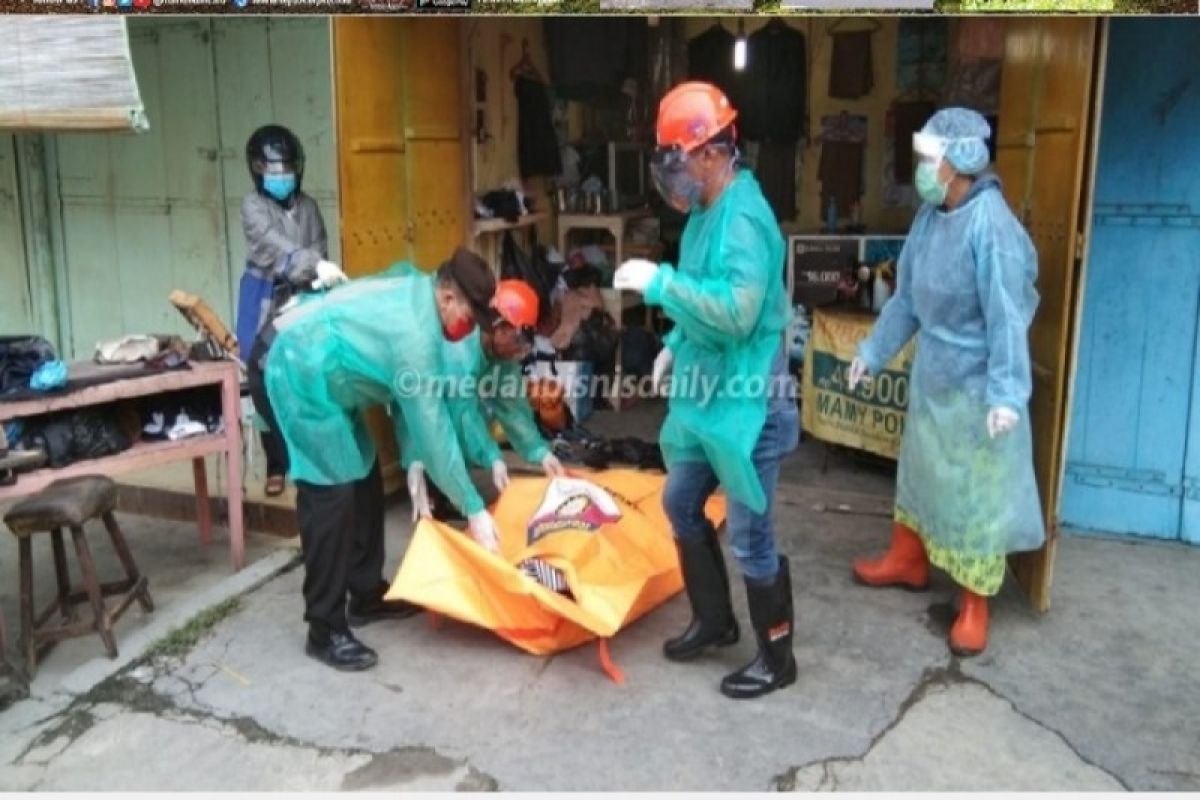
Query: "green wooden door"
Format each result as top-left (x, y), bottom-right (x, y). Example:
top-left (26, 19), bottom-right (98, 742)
top-left (0, 136), bottom-right (34, 335)
top-left (54, 20), bottom-right (228, 358)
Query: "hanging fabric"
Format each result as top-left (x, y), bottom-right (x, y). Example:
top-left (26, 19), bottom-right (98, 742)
top-left (891, 101), bottom-right (937, 184)
top-left (755, 141), bottom-right (799, 222)
top-left (742, 21), bottom-right (808, 144)
top-left (515, 75), bottom-right (563, 179)
top-left (896, 19), bottom-right (949, 97)
top-left (818, 113), bottom-right (868, 217)
top-left (829, 30), bottom-right (875, 100)
top-left (686, 23), bottom-right (745, 115)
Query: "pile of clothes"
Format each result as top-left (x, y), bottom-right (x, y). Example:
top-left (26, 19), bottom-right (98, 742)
top-left (12, 407), bottom-right (134, 469)
top-left (0, 336), bottom-right (65, 396)
top-left (549, 426), bottom-right (665, 472)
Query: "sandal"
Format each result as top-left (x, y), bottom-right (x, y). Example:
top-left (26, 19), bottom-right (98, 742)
top-left (265, 474), bottom-right (286, 497)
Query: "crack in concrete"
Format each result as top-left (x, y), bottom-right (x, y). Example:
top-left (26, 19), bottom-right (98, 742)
top-left (770, 658), bottom-right (1132, 792)
top-left (771, 660), bottom-right (958, 791)
top-left (8, 665), bottom-right (500, 791)
top-left (958, 665), bottom-right (1133, 791)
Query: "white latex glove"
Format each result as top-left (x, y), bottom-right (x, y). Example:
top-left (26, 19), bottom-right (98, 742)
top-left (311, 259), bottom-right (348, 291)
top-left (987, 406), bottom-right (1019, 439)
top-left (613, 258), bottom-right (660, 294)
top-left (651, 346), bottom-right (674, 395)
top-left (491, 459), bottom-right (510, 492)
top-left (467, 510), bottom-right (501, 553)
top-left (541, 453), bottom-right (565, 477)
top-left (847, 357), bottom-right (870, 391)
top-left (406, 462), bottom-right (432, 522)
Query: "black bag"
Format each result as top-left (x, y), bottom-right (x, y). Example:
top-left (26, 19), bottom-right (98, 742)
top-left (561, 309), bottom-right (618, 365)
top-left (22, 409), bottom-right (131, 469)
top-left (0, 336), bottom-right (56, 396)
top-left (480, 190), bottom-right (526, 223)
top-left (501, 232), bottom-right (561, 325)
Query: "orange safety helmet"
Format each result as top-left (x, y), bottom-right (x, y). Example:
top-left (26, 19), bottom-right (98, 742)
top-left (655, 81), bottom-right (739, 154)
top-left (491, 279), bottom-right (540, 330)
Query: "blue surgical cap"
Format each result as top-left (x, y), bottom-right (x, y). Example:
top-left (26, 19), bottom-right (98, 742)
top-left (921, 107), bottom-right (992, 175)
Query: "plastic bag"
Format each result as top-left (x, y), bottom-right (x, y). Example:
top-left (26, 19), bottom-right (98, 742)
top-left (0, 336), bottom-right (56, 396)
top-left (387, 470), bottom-right (725, 668)
top-left (501, 232), bottom-right (561, 324)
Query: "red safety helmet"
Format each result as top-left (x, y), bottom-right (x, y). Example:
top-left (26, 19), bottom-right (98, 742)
top-left (656, 82), bottom-right (739, 154)
top-left (491, 280), bottom-right (539, 330)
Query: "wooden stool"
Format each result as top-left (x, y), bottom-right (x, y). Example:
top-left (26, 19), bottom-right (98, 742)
top-left (3, 475), bottom-right (154, 676)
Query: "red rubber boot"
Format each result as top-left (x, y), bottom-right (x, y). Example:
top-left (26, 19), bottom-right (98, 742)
top-left (949, 588), bottom-right (989, 657)
top-left (852, 522), bottom-right (930, 591)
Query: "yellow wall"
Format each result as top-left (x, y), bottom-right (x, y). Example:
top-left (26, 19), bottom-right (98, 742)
top-left (465, 18), bottom-right (556, 242)
top-left (682, 17), bottom-right (915, 235)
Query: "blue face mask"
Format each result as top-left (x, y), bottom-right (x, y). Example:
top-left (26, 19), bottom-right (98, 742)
top-left (915, 161), bottom-right (949, 206)
top-left (262, 173), bottom-right (297, 203)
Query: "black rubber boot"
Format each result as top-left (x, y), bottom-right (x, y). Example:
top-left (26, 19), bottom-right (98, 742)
top-left (663, 532), bottom-right (739, 662)
top-left (305, 627), bottom-right (378, 672)
top-left (720, 556), bottom-right (797, 700)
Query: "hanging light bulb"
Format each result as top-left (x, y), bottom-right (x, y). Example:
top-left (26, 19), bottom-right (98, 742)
top-left (733, 20), bottom-right (747, 72)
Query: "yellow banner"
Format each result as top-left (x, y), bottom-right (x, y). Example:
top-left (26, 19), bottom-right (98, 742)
top-left (801, 309), bottom-right (915, 460)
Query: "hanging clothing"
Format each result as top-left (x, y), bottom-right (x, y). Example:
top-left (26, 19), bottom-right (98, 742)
top-left (755, 141), bottom-right (798, 222)
top-left (642, 170), bottom-right (792, 514)
top-left (236, 191), bottom-right (327, 358)
top-left (516, 76), bottom-right (563, 179)
top-left (942, 60), bottom-right (1003, 117)
top-left (857, 173), bottom-right (1045, 596)
top-left (952, 18), bottom-right (1005, 63)
top-left (543, 18), bottom-right (647, 101)
top-left (829, 31), bottom-right (874, 100)
top-left (892, 101), bottom-right (937, 185)
top-left (818, 140), bottom-right (864, 217)
top-left (897, 19), bottom-right (949, 96)
top-left (741, 22), bottom-right (808, 144)
top-left (686, 24), bottom-right (744, 115)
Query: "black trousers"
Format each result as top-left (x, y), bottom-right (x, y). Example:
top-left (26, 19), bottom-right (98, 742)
top-left (247, 336), bottom-right (289, 477)
top-left (295, 460), bottom-right (387, 636)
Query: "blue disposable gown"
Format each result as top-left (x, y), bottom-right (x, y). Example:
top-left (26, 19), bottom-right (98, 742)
top-left (393, 328), bottom-right (550, 473)
top-left (264, 264), bottom-right (486, 516)
top-left (857, 173), bottom-right (1046, 577)
top-left (644, 170), bottom-right (792, 513)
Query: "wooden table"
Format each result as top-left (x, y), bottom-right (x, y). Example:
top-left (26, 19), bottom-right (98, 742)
top-left (0, 361), bottom-right (246, 571)
top-left (472, 212), bottom-right (548, 275)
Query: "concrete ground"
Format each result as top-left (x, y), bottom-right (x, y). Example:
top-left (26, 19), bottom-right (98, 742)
top-left (1, 403), bottom-right (1198, 791)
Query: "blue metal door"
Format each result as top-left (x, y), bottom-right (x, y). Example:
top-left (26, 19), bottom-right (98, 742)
top-left (1061, 20), bottom-right (1200, 542)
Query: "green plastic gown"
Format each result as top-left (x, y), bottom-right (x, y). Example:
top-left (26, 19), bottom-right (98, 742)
top-left (643, 170), bottom-right (792, 514)
top-left (393, 328), bottom-right (550, 473)
top-left (264, 264), bottom-right (486, 516)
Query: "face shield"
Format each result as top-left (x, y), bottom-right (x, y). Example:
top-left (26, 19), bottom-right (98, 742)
top-left (912, 132), bottom-right (948, 169)
top-left (650, 142), bottom-right (734, 214)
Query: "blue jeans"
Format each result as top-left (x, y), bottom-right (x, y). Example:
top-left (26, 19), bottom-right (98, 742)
top-left (662, 405), bottom-right (800, 584)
